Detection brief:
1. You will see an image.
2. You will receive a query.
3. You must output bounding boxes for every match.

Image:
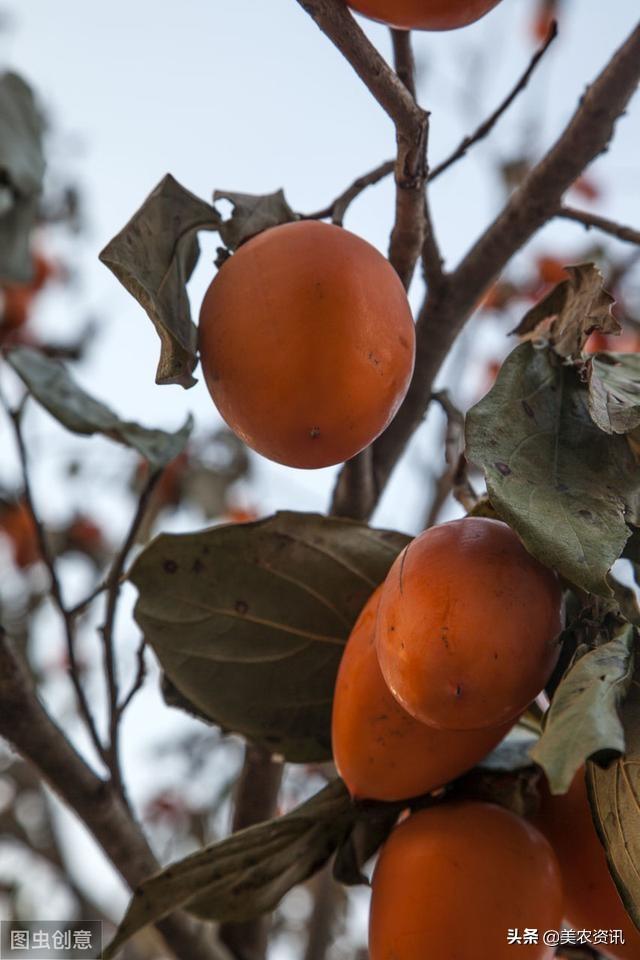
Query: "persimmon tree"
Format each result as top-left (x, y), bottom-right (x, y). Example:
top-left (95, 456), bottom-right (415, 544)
top-left (1, 3), bottom-right (640, 960)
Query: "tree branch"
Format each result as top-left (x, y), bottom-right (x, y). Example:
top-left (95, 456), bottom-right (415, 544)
top-left (557, 204), bottom-right (640, 246)
top-left (341, 18), bottom-right (640, 519)
top-left (0, 628), bottom-right (230, 960)
top-left (387, 27), bottom-right (430, 290)
top-left (295, 0), bottom-right (430, 289)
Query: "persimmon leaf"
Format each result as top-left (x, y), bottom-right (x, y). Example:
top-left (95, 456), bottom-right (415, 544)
top-left (466, 342), bottom-right (637, 595)
top-left (6, 346), bottom-right (192, 469)
top-left (589, 353), bottom-right (640, 434)
top-left (129, 511), bottom-right (409, 761)
top-left (511, 263), bottom-right (617, 357)
top-left (530, 626), bottom-right (635, 794)
top-left (587, 673), bottom-right (640, 933)
top-left (214, 189), bottom-right (297, 251)
top-left (0, 72), bottom-right (45, 282)
top-left (100, 174), bottom-right (220, 388)
top-left (103, 780), bottom-right (354, 960)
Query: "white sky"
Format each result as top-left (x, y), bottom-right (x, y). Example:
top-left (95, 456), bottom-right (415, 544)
top-left (1, 0), bottom-right (639, 949)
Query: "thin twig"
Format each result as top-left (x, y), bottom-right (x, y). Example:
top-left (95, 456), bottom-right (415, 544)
top-left (117, 636), bottom-right (147, 717)
top-left (6, 401), bottom-right (105, 763)
top-left (100, 468), bottom-right (163, 799)
top-left (68, 575), bottom-right (123, 619)
top-left (308, 21), bottom-right (557, 234)
top-left (428, 21), bottom-right (558, 183)
top-left (305, 159), bottom-right (395, 225)
top-left (557, 205), bottom-right (640, 247)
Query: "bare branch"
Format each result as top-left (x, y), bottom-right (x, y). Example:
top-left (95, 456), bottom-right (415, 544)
top-left (305, 159), bottom-right (394, 225)
top-left (295, 0), bottom-right (424, 134)
top-left (428, 21), bottom-right (558, 183)
top-left (0, 628), bottom-right (230, 960)
top-left (308, 21), bottom-right (557, 236)
top-left (295, 1), bottom-right (430, 288)
top-left (557, 204), bottom-right (640, 247)
top-left (99, 467), bottom-right (163, 799)
top-left (347, 18), bottom-right (640, 520)
top-left (388, 27), bottom-right (430, 290)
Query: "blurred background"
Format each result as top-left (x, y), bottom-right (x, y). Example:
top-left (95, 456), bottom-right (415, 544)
top-left (0, 1), bottom-right (639, 957)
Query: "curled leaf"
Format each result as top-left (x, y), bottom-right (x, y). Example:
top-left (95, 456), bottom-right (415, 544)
top-left (511, 263), bottom-right (617, 357)
top-left (6, 346), bottom-right (192, 469)
top-left (531, 625), bottom-right (635, 794)
top-left (588, 673), bottom-right (640, 932)
top-left (589, 353), bottom-right (640, 435)
top-left (214, 189), bottom-right (297, 251)
top-left (100, 174), bottom-right (220, 388)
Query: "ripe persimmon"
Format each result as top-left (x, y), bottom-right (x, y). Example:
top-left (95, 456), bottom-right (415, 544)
top-left (535, 770), bottom-right (640, 959)
top-left (198, 220), bottom-right (415, 469)
top-left (369, 801), bottom-right (563, 960)
top-left (346, 0), bottom-right (501, 30)
top-left (332, 586), bottom-right (513, 802)
top-left (376, 517), bottom-right (562, 730)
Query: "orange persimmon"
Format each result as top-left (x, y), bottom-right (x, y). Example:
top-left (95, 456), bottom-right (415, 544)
top-left (376, 518), bottom-right (563, 730)
top-left (369, 801), bottom-right (563, 960)
top-left (332, 586), bottom-right (513, 801)
top-left (347, 0), bottom-right (502, 31)
top-left (535, 770), bottom-right (640, 959)
top-left (198, 220), bottom-right (415, 469)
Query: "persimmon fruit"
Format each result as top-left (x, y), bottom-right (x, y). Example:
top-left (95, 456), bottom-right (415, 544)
top-left (332, 586), bottom-right (513, 801)
top-left (535, 770), bottom-right (640, 959)
top-left (346, 0), bottom-right (502, 31)
top-left (376, 517), bottom-right (563, 730)
top-left (369, 801), bottom-right (563, 960)
top-left (198, 220), bottom-right (415, 469)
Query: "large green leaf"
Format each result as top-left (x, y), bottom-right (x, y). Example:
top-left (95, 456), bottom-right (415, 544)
top-left (130, 511), bottom-right (409, 761)
top-left (0, 72), bottom-right (45, 282)
top-left (588, 672), bottom-right (640, 932)
top-left (7, 347), bottom-right (192, 469)
top-left (466, 342), bottom-right (638, 595)
top-left (99, 174), bottom-right (220, 388)
top-left (530, 625), bottom-right (635, 794)
top-left (103, 779), bottom-right (354, 960)
top-left (589, 353), bottom-right (640, 434)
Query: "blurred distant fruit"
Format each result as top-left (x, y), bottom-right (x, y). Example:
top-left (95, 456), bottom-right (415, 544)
top-left (530, 0), bottom-right (559, 44)
top-left (0, 500), bottom-right (40, 569)
top-left (536, 256), bottom-right (568, 286)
